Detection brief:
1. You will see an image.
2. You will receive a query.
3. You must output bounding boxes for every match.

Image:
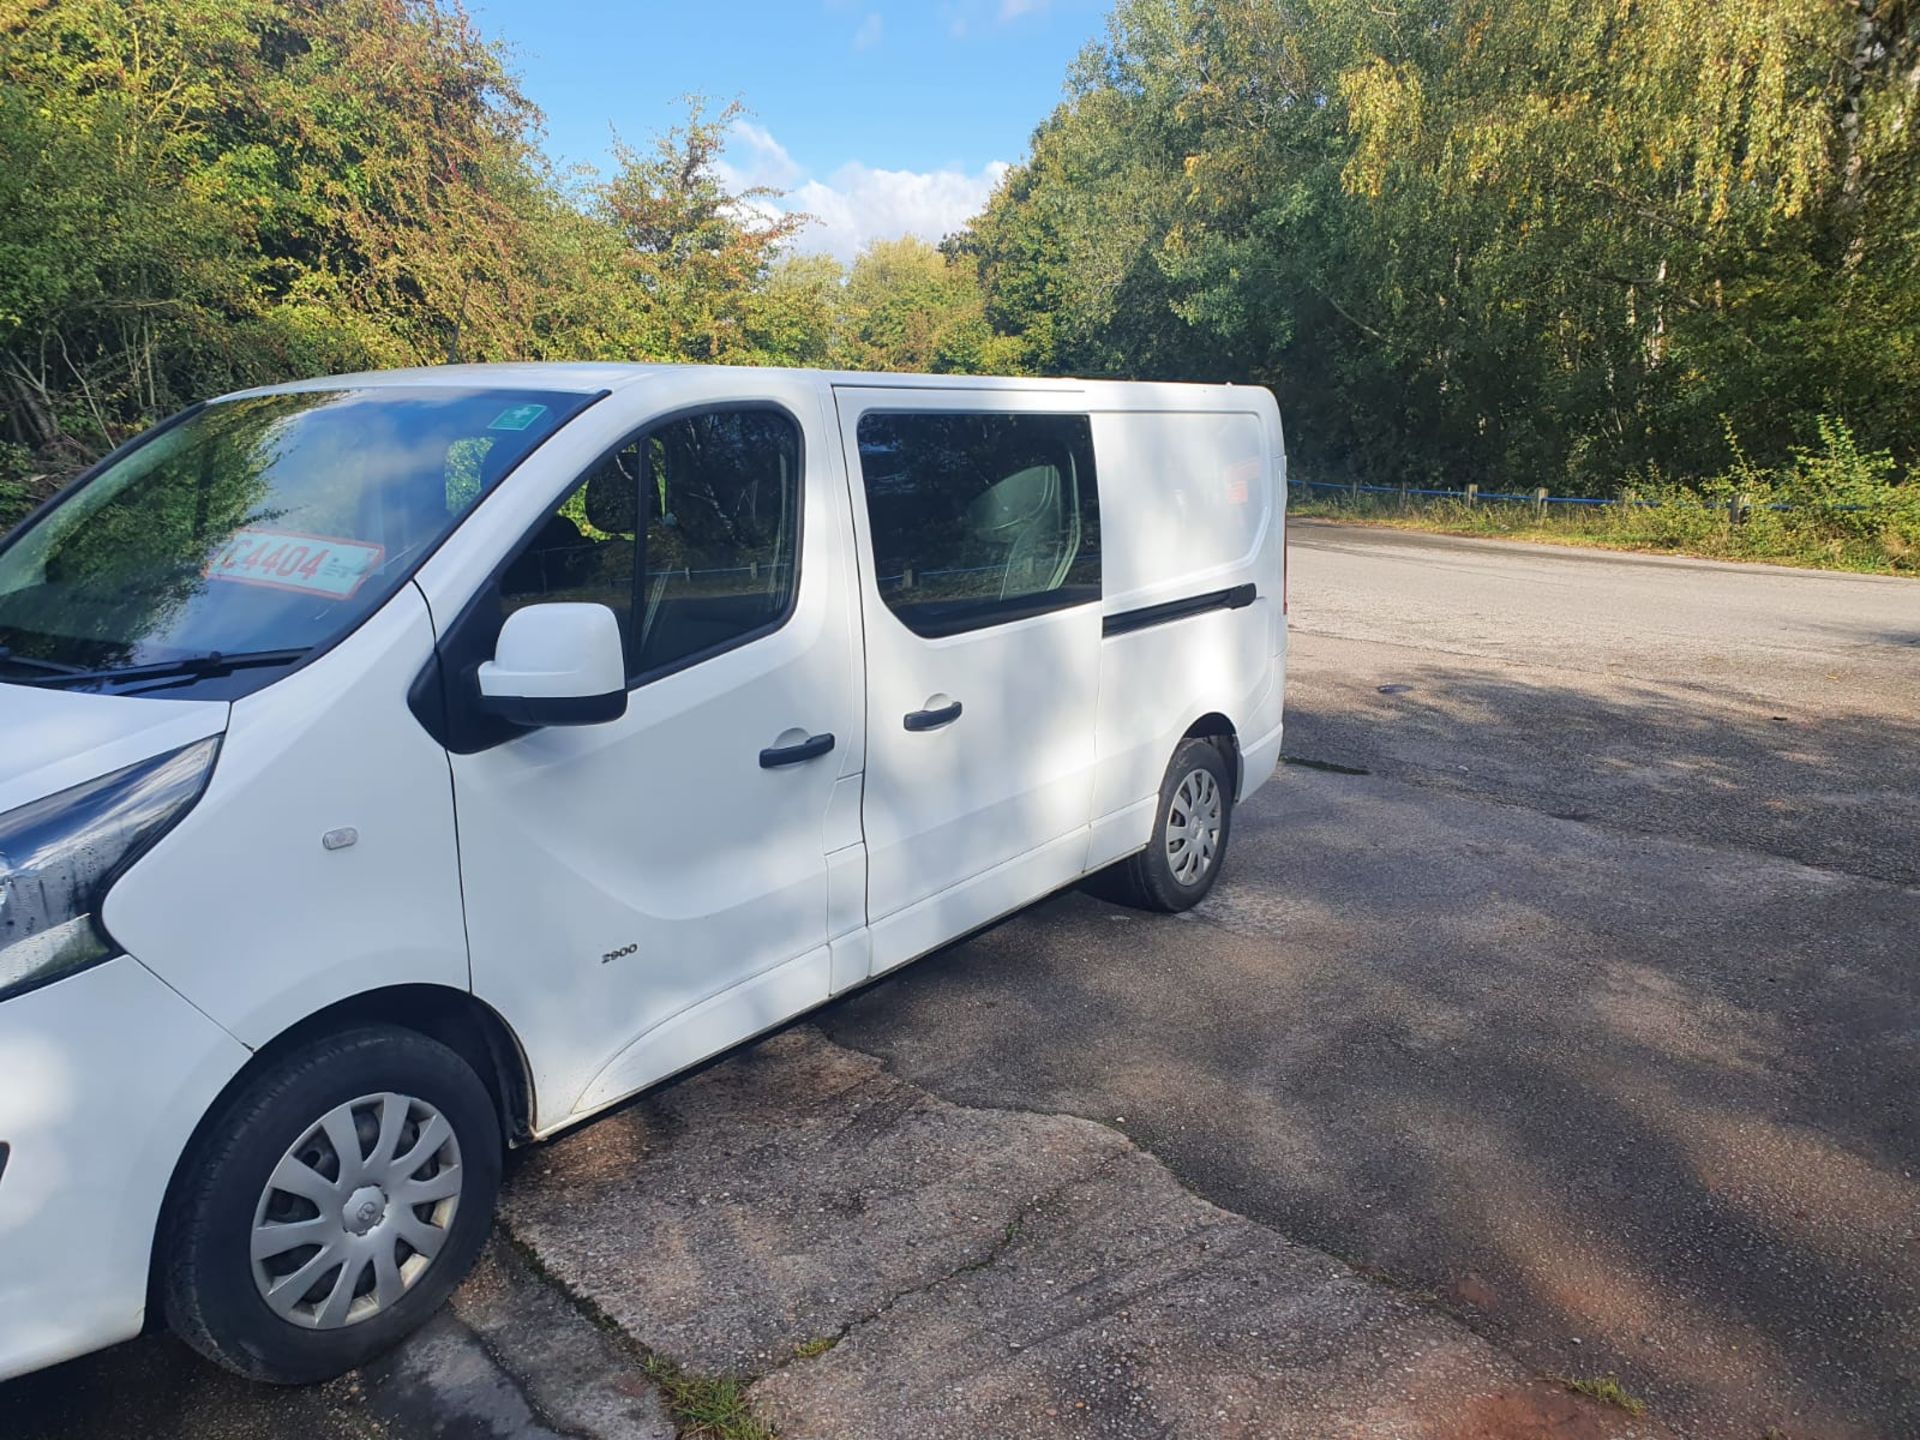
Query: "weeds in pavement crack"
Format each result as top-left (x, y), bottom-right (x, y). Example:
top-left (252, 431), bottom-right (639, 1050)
top-left (1558, 1372), bottom-right (1648, 1417)
top-left (497, 1222), bottom-right (775, 1439)
top-left (642, 1356), bottom-right (774, 1440)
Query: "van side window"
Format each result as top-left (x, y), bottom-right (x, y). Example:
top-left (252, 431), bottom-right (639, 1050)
top-left (855, 412), bottom-right (1100, 637)
top-left (497, 407), bottom-right (801, 682)
top-left (498, 460), bottom-right (639, 660)
top-left (635, 409), bottom-right (801, 675)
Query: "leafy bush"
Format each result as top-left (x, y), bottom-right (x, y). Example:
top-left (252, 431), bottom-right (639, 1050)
top-left (0, 4), bottom-right (837, 472)
top-left (0, 440), bottom-right (35, 531)
top-left (1290, 415), bottom-right (1920, 575)
top-left (1779, 417), bottom-right (1920, 544)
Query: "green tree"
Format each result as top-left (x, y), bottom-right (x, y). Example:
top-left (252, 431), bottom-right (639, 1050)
top-left (832, 237), bottom-right (1017, 375)
top-left (757, 253), bottom-right (845, 367)
top-left (595, 98), bottom-right (809, 364)
top-left (956, 0), bottom-right (1920, 495)
top-left (0, 5), bottom-right (829, 524)
top-left (0, 0), bottom-right (613, 455)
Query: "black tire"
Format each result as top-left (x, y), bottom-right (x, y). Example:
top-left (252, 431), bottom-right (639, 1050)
top-left (1106, 737), bottom-right (1236, 912)
top-left (161, 1025), bottom-right (501, 1384)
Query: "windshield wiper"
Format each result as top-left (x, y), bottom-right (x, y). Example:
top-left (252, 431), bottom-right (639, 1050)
top-left (21, 648), bottom-right (310, 689)
top-left (0, 646), bottom-right (88, 677)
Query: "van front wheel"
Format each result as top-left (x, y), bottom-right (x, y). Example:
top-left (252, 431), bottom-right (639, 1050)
top-left (161, 1025), bottom-right (501, 1383)
top-left (1108, 737), bottom-right (1235, 912)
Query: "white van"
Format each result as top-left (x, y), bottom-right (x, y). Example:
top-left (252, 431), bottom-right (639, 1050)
top-left (0, 364), bottom-right (1286, 1383)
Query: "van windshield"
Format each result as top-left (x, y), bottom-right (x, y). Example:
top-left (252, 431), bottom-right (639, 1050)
top-left (0, 387), bottom-right (588, 695)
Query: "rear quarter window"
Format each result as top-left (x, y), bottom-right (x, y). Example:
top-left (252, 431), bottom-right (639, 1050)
top-left (855, 411), bottom-right (1101, 638)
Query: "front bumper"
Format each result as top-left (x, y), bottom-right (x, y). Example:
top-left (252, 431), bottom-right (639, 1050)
top-left (0, 957), bottom-right (249, 1381)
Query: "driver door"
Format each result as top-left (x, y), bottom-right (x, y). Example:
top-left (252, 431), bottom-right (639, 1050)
top-left (444, 390), bottom-right (864, 1130)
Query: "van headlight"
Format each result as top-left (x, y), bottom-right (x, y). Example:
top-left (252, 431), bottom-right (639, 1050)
top-left (0, 737), bottom-right (220, 1002)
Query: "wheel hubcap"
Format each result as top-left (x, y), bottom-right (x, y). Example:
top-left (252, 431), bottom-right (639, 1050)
top-left (1166, 767), bottom-right (1223, 886)
top-left (342, 1185), bottom-right (388, 1236)
top-left (251, 1092), bottom-right (462, 1329)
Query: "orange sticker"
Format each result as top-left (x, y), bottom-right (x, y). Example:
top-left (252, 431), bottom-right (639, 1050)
top-left (1224, 457), bottom-right (1263, 504)
top-left (205, 529), bottom-right (386, 599)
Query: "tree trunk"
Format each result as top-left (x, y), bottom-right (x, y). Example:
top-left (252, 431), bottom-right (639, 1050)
top-left (2, 360), bottom-right (60, 451)
top-left (1835, 0), bottom-right (1919, 265)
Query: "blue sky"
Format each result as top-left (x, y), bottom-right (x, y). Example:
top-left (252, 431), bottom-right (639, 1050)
top-left (465, 0), bottom-right (1112, 262)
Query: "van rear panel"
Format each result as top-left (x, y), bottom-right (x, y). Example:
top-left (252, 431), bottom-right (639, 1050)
top-left (1084, 387), bottom-right (1286, 868)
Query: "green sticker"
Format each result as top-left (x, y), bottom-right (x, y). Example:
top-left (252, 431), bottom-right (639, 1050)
top-left (488, 403), bottom-right (548, 432)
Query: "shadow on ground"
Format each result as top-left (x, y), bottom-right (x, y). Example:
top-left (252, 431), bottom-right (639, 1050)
top-left (820, 675), bottom-right (1920, 1440)
top-left (0, 1332), bottom-right (380, 1440)
top-left (1284, 638), bottom-right (1920, 885)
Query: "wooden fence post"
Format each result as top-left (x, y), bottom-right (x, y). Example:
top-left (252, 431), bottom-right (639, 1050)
top-left (1534, 487), bottom-right (1548, 519)
top-left (1466, 483), bottom-right (1479, 507)
top-left (1399, 483), bottom-right (1410, 513)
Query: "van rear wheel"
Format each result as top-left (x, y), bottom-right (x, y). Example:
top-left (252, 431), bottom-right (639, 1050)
top-left (161, 1025), bottom-right (501, 1383)
top-left (1108, 737), bottom-right (1235, 912)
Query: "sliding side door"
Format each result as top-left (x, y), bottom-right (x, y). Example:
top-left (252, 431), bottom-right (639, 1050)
top-left (833, 388), bottom-right (1104, 976)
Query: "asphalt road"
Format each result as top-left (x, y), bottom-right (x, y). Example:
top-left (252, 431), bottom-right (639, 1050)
top-left (1268, 523), bottom-right (1920, 885)
top-left (6, 522), bottom-right (1916, 1438)
top-left (819, 523), bottom-right (1920, 1438)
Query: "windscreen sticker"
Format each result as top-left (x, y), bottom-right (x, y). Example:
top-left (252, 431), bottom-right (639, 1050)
top-left (205, 529), bottom-right (386, 599)
top-left (487, 402), bottom-right (549, 432)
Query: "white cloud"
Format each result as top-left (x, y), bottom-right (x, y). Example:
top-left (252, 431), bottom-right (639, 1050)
top-left (719, 121), bottom-right (1009, 266)
top-left (725, 120), bottom-right (804, 190)
top-left (940, 0), bottom-right (1049, 40)
top-left (852, 11), bottom-right (884, 50)
top-left (790, 163), bottom-right (1010, 263)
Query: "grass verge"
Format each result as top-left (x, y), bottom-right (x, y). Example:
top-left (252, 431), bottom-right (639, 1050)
top-left (1289, 494), bottom-right (1918, 576)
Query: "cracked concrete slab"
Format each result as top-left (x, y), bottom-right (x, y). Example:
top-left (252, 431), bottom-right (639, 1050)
top-left (503, 1024), bottom-right (1128, 1376)
top-left (352, 1236), bottom-right (674, 1440)
top-left (503, 1028), bottom-right (1667, 1439)
top-left (441, 1238), bottom-right (674, 1439)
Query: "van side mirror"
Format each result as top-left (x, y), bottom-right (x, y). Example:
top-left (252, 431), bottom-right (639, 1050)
top-left (476, 603), bottom-right (628, 728)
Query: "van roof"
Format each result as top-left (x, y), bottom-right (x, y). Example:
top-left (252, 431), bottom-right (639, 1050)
top-left (224, 361), bottom-right (1247, 401)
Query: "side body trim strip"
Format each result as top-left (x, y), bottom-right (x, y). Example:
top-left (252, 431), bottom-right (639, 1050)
top-left (1102, 583), bottom-right (1256, 638)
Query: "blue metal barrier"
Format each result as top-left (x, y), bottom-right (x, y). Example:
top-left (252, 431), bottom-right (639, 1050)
top-left (1292, 479), bottom-right (1669, 510)
top-left (1287, 477), bottom-right (1858, 514)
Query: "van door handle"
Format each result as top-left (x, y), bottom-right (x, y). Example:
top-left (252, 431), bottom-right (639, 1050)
top-left (903, 700), bottom-right (963, 732)
top-left (760, 732), bottom-right (835, 768)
